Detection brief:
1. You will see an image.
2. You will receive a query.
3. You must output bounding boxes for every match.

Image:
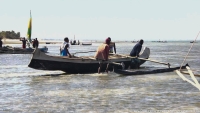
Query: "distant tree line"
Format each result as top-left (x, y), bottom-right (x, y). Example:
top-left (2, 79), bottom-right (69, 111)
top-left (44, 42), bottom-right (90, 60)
top-left (0, 30), bottom-right (20, 39)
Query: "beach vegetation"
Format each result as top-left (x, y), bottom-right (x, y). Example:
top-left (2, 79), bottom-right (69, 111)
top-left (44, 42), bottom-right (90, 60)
top-left (0, 30), bottom-right (20, 39)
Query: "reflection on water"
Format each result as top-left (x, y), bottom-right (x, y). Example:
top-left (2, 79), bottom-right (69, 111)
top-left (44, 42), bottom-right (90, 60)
top-left (0, 42), bottom-right (200, 112)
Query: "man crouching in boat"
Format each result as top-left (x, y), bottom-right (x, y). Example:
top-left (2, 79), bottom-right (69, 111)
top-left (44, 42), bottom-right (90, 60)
top-left (60, 37), bottom-right (72, 57)
top-left (129, 39), bottom-right (144, 69)
top-left (108, 37), bottom-right (116, 54)
top-left (95, 38), bottom-right (110, 74)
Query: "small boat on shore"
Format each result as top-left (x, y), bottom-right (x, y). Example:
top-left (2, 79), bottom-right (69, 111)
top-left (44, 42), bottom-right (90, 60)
top-left (28, 47), bottom-right (150, 74)
top-left (0, 46), bottom-right (48, 54)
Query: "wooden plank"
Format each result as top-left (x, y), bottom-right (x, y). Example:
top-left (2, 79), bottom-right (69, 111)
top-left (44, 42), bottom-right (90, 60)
top-left (186, 66), bottom-right (200, 85)
top-left (116, 54), bottom-right (170, 66)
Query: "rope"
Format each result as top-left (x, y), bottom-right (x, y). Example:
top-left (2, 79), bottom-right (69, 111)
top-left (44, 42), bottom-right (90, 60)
top-left (179, 31), bottom-right (200, 71)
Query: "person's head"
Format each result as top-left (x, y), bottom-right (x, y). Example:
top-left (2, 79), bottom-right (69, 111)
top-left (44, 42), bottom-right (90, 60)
top-left (108, 37), bottom-right (111, 41)
top-left (35, 38), bottom-right (37, 40)
top-left (64, 37), bottom-right (69, 42)
top-left (139, 39), bottom-right (144, 45)
top-left (105, 38), bottom-right (111, 45)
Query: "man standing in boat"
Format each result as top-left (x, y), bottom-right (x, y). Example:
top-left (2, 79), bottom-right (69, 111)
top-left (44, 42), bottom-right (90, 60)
top-left (35, 38), bottom-right (39, 48)
top-left (60, 37), bottom-right (71, 57)
top-left (95, 38), bottom-right (110, 74)
top-left (0, 38), bottom-right (2, 48)
top-left (129, 39), bottom-right (144, 68)
top-left (108, 37), bottom-right (116, 54)
top-left (20, 37), bottom-right (27, 49)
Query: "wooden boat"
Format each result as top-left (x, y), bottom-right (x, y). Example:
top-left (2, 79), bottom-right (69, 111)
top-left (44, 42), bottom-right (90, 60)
top-left (190, 41), bottom-right (197, 43)
top-left (28, 47), bottom-right (150, 74)
top-left (114, 64), bottom-right (189, 76)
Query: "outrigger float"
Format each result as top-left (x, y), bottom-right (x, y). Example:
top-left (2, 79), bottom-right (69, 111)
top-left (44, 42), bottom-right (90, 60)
top-left (114, 64), bottom-right (189, 76)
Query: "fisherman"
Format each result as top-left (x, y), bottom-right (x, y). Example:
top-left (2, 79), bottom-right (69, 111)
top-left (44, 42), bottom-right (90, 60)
top-left (130, 39), bottom-right (143, 57)
top-left (35, 38), bottom-right (39, 48)
top-left (60, 37), bottom-right (71, 57)
top-left (94, 38), bottom-right (110, 74)
top-left (0, 38), bottom-right (2, 48)
top-left (129, 39), bottom-right (144, 68)
top-left (107, 37), bottom-right (116, 54)
top-left (20, 37), bottom-right (27, 49)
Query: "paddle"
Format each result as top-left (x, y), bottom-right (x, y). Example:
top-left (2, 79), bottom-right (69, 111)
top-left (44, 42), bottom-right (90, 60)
top-left (111, 62), bottom-right (125, 70)
top-left (116, 54), bottom-right (170, 68)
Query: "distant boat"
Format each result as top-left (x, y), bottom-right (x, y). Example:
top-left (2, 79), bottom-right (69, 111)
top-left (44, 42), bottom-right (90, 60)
top-left (70, 35), bottom-right (80, 45)
top-left (152, 40), bottom-right (167, 43)
top-left (190, 41), bottom-right (197, 43)
top-left (81, 42), bottom-right (92, 45)
top-left (131, 41), bottom-right (138, 43)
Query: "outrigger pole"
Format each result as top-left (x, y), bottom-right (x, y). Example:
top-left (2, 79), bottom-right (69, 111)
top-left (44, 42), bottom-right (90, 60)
top-left (179, 31), bottom-right (200, 71)
top-left (176, 31), bottom-right (200, 90)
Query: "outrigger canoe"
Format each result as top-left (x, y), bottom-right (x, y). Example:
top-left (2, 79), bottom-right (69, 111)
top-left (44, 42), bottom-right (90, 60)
top-left (28, 47), bottom-right (150, 74)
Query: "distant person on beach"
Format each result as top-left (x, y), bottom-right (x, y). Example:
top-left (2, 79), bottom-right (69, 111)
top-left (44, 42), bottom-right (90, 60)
top-left (60, 37), bottom-right (71, 57)
top-left (0, 38), bottom-right (2, 48)
top-left (107, 37), bottom-right (116, 54)
top-left (94, 38), bottom-right (110, 74)
top-left (20, 37), bottom-right (27, 49)
top-left (35, 38), bottom-right (39, 48)
top-left (129, 39), bottom-right (144, 68)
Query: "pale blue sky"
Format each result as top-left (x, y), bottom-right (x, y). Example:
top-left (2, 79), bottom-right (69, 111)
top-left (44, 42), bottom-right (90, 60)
top-left (0, 0), bottom-right (200, 41)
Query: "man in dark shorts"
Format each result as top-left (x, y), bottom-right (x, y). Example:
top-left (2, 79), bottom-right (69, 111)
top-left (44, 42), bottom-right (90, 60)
top-left (94, 38), bottom-right (110, 74)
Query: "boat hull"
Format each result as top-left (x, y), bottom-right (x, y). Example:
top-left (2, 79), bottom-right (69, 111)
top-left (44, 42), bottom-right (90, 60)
top-left (28, 47), bottom-right (150, 74)
top-left (29, 59), bottom-right (134, 74)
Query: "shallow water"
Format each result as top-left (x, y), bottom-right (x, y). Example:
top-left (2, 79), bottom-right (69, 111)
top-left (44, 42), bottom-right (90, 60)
top-left (0, 41), bottom-right (200, 112)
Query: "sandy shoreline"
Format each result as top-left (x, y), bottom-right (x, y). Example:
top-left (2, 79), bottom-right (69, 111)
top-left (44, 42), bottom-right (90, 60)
top-left (2, 39), bottom-right (62, 44)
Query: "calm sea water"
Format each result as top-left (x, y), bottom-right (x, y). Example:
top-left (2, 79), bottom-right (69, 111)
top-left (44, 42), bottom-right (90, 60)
top-left (0, 41), bottom-right (200, 112)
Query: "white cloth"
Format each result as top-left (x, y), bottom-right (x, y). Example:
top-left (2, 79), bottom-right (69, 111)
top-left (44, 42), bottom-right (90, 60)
top-left (60, 42), bottom-right (70, 51)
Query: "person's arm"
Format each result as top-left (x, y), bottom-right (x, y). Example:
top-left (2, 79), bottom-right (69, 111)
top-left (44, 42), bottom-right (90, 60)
top-left (65, 44), bottom-right (71, 58)
top-left (136, 46), bottom-right (142, 57)
top-left (105, 45), bottom-right (109, 60)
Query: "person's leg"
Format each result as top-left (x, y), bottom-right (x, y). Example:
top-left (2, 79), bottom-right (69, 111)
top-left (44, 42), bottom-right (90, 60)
top-left (105, 63), bottom-right (109, 73)
top-left (136, 59), bottom-right (140, 69)
top-left (98, 62), bottom-right (102, 74)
